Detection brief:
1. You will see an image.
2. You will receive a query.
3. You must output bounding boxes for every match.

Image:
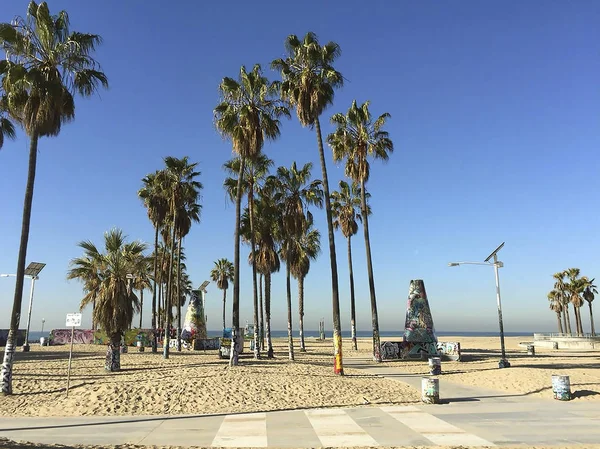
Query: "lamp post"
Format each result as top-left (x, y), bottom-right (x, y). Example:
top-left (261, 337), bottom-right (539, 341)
top-left (1, 262), bottom-right (46, 352)
top-left (41, 319), bottom-right (45, 335)
top-left (448, 242), bottom-right (510, 369)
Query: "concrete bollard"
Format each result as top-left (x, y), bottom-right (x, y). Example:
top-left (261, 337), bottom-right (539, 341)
top-left (421, 377), bottom-right (440, 404)
top-left (428, 356), bottom-right (442, 375)
top-left (527, 344), bottom-right (535, 356)
top-left (552, 375), bottom-right (571, 401)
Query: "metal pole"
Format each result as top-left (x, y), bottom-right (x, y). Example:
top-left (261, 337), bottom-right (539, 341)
top-left (493, 254), bottom-right (510, 368)
top-left (66, 325), bottom-right (75, 397)
top-left (23, 276), bottom-right (36, 352)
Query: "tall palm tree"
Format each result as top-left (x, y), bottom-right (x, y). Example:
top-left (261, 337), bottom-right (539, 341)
top-left (270, 162), bottom-right (323, 360)
top-left (272, 32), bottom-right (345, 374)
top-left (547, 290), bottom-right (564, 334)
top-left (225, 154), bottom-right (274, 359)
top-left (290, 223), bottom-right (321, 352)
top-left (132, 254), bottom-right (153, 329)
top-left (174, 187), bottom-right (202, 351)
top-left (214, 64), bottom-right (288, 366)
top-left (582, 277), bottom-right (597, 336)
top-left (331, 180), bottom-right (370, 350)
top-left (159, 156), bottom-right (202, 356)
top-left (553, 272), bottom-right (571, 335)
top-left (565, 268), bottom-right (585, 336)
top-left (210, 259), bottom-right (234, 331)
top-left (252, 188), bottom-right (281, 358)
top-left (328, 100), bottom-right (393, 362)
top-left (68, 229), bottom-right (145, 371)
top-left (0, 1), bottom-right (108, 395)
top-left (138, 170), bottom-right (169, 352)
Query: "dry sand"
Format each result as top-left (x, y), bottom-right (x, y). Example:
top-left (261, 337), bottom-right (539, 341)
top-left (0, 335), bottom-right (598, 420)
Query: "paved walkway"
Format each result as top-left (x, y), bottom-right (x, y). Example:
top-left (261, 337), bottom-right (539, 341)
top-left (1, 359), bottom-right (599, 447)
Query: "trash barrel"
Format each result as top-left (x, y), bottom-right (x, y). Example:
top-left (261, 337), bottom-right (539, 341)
top-left (552, 375), bottom-right (571, 401)
top-left (421, 377), bottom-right (440, 404)
top-left (137, 340), bottom-right (144, 352)
top-left (428, 357), bottom-right (442, 375)
top-left (527, 344), bottom-right (535, 356)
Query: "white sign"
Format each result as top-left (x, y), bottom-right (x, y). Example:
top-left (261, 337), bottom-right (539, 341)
top-left (66, 313), bottom-right (82, 327)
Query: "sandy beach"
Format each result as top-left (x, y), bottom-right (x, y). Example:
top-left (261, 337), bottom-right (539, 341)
top-left (0, 335), bottom-right (598, 420)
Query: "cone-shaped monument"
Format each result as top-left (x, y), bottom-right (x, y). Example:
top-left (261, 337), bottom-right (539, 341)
top-left (403, 279), bottom-right (438, 356)
top-left (182, 289), bottom-right (207, 341)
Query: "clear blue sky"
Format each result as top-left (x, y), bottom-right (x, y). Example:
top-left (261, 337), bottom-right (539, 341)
top-left (1, 1), bottom-right (599, 334)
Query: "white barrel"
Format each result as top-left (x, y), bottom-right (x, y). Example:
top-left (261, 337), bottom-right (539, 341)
top-left (552, 375), bottom-right (571, 401)
top-left (527, 344), bottom-right (535, 356)
top-left (421, 377), bottom-right (439, 404)
top-left (552, 342), bottom-right (559, 350)
top-left (136, 340), bottom-right (144, 352)
top-left (39, 337), bottom-right (46, 346)
top-left (428, 357), bottom-right (442, 375)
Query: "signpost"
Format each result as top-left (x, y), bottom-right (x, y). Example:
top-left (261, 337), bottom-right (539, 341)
top-left (65, 313), bottom-right (82, 397)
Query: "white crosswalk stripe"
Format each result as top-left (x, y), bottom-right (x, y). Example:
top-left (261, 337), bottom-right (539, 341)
top-left (211, 412), bottom-right (267, 447)
top-left (305, 409), bottom-right (380, 447)
top-left (380, 405), bottom-right (495, 447)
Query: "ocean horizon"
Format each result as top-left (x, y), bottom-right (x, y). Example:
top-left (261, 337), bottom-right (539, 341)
top-left (22, 329), bottom-right (536, 342)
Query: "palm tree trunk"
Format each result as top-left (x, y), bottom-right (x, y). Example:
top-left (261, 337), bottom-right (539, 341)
top-left (163, 220), bottom-right (177, 359)
top-left (139, 289), bottom-right (144, 329)
top-left (105, 333), bottom-right (121, 372)
top-left (1, 133), bottom-right (39, 395)
top-left (259, 273), bottom-right (265, 350)
top-left (347, 236), bottom-right (357, 351)
top-left (92, 298), bottom-right (96, 331)
top-left (562, 307), bottom-right (568, 335)
top-left (248, 190), bottom-right (260, 359)
top-left (265, 272), bottom-right (273, 358)
top-left (588, 302), bottom-right (596, 336)
top-left (286, 263), bottom-right (294, 361)
top-left (576, 306), bottom-right (584, 336)
top-left (360, 178), bottom-right (381, 362)
top-left (299, 276), bottom-right (306, 352)
top-left (556, 311), bottom-right (563, 334)
top-left (572, 304), bottom-right (581, 336)
top-left (176, 236), bottom-right (182, 351)
top-left (314, 117), bottom-right (343, 375)
top-left (222, 288), bottom-right (227, 331)
top-left (151, 225), bottom-right (159, 352)
top-left (231, 156), bottom-right (245, 366)
top-left (564, 305), bottom-right (572, 335)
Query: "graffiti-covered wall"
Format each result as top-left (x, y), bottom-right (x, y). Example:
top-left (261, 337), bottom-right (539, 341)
top-left (49, 329), bottom-right (95, 345)
top-left (380, 340), bottom-right (461, 361)
top-left (0, 330), bottom-right (25, 347)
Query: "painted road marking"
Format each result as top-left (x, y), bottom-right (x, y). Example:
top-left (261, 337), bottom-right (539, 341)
top-left (211, 412), bottom-right (267, 448)
top-left (305, 409), bottom-right (379, 447)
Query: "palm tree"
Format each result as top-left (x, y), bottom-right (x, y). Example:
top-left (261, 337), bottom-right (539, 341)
top-left (159, 157), bottom-right (202, 356)
top-left (0, 1), bottom-right (108, 395)
top-left (582, 277), bottom-right (597, 336)
top-left (270, 162), bottom-right (323, 360)
top-left (547, 290), bottom-right (564, 334)
top-left (210, 259), bottom-right (234, 331)
top-left (225, 154), bottom-right (274, 359)
top-left (132, 254), bottom-right (153, 329)
top-left (174, 186), bottom-right (202, 350)
top-left (565, 268), bottom-right (585, 336)
top-left (290, 223), bottom-right (321, 352)
top-left (214, 64), bottom-right (288, 366)
top-left (138, 171), bottom-right (169, 352)
top-left (328, 100), bottom-right (393, 362)
top-left (252, 189), bottom-right (281, 358)
top-left (553, 272), bottom-right (571, 335)
top-left (272, 32), bottom-right (345, 374)
top-left (331, 180), bottom-right (370, 350)
top-left (68, 229), bottom-right (145, 371)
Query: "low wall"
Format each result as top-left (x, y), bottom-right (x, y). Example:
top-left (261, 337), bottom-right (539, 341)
top-left (533, 334), bottom-right (600, 350)
top-left (194, 337), bottom-right (220, 350)
top-left (380, 341), bottom-right (461, 361)
top-left (0, 330), bottom-right (25, 347)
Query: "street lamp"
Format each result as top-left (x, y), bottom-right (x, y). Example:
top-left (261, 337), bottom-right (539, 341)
top-left (41, 318), bottom-right (45, 334)
top-left (448, 242), bottom-right (510, 369)
top-left (1, 262), bottom-right (46, 352)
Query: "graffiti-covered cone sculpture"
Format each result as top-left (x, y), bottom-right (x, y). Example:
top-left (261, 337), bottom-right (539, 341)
top-left (403, 279), bottom-right (438, 357)
top-left (182, 289), bottom-right (207, 346)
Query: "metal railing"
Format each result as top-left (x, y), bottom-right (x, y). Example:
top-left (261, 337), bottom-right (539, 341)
top-left (534, 333), bottom-right (599, 340)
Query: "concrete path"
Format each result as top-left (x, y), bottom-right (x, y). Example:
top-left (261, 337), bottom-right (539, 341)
top-left (1, 359), bottom-right (599, 447)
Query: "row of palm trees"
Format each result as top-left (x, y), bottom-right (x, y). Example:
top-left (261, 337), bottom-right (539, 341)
top-left (547, 269), bottom-right (597, 336)
top-left (1, 1), bottom-right (109, 395)
top-left (214, 33), bottom-right (393, 373)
